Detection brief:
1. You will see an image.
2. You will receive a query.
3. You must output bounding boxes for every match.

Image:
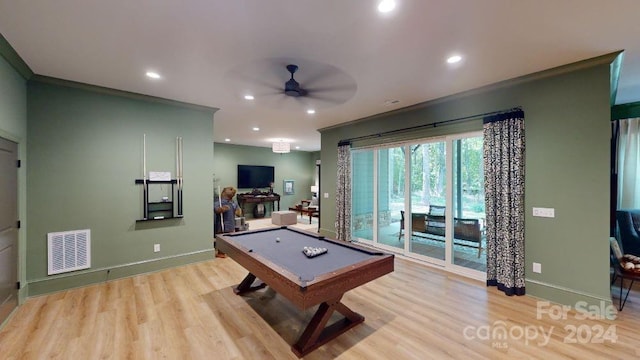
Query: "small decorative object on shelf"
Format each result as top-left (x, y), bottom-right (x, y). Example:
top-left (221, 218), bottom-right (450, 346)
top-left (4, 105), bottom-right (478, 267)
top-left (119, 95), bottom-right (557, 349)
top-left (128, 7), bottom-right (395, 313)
top-left (135, 135), bottom-right (184, 222)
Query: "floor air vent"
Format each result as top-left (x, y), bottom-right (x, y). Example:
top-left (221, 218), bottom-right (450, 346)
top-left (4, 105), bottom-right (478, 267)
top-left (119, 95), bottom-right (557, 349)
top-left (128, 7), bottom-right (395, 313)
top-left (47, 229), bottom-right (91, 275)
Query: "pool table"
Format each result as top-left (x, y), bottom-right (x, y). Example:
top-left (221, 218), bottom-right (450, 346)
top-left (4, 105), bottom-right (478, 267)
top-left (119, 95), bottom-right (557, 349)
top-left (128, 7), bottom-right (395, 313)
top-left (215, 226), bottom-right (394, 357)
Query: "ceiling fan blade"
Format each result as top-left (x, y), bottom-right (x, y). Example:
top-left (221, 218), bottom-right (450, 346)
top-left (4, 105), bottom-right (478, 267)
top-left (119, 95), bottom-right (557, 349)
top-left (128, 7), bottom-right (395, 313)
top-left (297, 66), bottom-right (338, 88)
top-left (226, 65), bottom-right (282, 92)
top-left (273, 92), bottom-right (290, 108)
top-left (304, 92), bottom-right (349, 105)
top-left (255, 90), bottom-right (285, 98)
top-left (240, 76), bottom-right (282, 92)
top-left (305, 83), bottom-right (357, 94)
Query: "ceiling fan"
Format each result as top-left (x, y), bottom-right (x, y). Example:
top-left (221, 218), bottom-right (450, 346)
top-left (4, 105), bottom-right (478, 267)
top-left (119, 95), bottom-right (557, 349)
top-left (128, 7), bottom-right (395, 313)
top-left (284, 64), bottom-right (309, 97)
top-left (227, 59), bottom-right (357, 109)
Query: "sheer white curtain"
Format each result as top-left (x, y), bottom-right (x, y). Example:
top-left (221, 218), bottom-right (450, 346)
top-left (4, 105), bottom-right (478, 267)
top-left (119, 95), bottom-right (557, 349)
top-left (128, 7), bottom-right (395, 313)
top-left (617, 118), bottom-right (640, 209)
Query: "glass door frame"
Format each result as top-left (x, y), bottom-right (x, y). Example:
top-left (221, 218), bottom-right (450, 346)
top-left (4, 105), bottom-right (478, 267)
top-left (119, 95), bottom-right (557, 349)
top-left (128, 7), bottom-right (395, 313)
top-left (445, 131), bottom-right (485, 280)
top-left (404, 137), bottom-right (447, 267)
top-left (351, 131), bottom-right (486, 281)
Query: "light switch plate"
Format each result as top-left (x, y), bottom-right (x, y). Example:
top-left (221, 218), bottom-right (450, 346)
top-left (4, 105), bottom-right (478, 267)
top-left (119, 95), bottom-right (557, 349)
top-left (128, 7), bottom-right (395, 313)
top-left (533, 207), bottom-right (555, 218)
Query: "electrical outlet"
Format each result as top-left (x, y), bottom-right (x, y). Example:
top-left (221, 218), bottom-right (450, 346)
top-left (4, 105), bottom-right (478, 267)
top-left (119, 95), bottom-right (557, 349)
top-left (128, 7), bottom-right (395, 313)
top-left (154, 244), bottom-right (160, 253)
top-left (533, 207), bottom-right (555, 218)
top-left (533, 262), bottom-right (542, 273)
top-left (323, 192), bottom-right (329, 198)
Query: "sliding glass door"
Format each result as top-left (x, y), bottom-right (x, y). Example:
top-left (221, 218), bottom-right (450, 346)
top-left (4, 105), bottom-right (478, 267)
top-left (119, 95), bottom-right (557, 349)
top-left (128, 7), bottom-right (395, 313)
top-left (452, 136), bottom-right (486, 272)
top-left (377, 147), bottom-right (405, 250)
top-left (350, 131), bottom-right (486, 278)
top-left (351, 151), bottom-right (374, 241)
top-left (408, 141), bottom-right (446, 261)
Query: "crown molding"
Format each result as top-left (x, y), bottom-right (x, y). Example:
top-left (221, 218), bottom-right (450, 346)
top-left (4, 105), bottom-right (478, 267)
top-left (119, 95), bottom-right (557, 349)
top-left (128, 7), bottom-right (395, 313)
top-left (0, 32), bottom-right (33, 79)
top-left (30, 75), bottom-right (219, 114)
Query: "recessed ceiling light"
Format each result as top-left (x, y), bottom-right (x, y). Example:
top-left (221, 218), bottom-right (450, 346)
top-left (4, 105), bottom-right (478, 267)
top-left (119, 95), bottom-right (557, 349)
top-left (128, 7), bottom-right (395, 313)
top-left (295, 146), bottom-right (300, 149)
top-left (146, 71), bottom-right (161, 79)
top-left (244, 95), bottom-right (254, 100)
top-left (378, 0), bottom-right (396, 13)
top-left (224, 138), bottom-right (231, 142)
top-left (447, 55), bottom-right (462, 64)
top-left (252, 127), bottom-right (260, 131)
top-left (307, 109), bottom-right (316, 114)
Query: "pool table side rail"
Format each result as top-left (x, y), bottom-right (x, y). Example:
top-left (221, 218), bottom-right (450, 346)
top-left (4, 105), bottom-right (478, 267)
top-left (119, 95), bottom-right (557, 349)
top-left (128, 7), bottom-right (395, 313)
top-left (216, 233), bottom-right (394, 309)
top-left (302, 254), bottom-right (394, 307)
top-left (228, 226), bottom-right (385, 256)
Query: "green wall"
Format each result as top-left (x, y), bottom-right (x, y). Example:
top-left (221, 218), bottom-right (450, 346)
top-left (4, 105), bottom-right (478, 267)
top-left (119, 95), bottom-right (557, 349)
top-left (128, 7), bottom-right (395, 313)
top-left (213, 143), bottom-right (317, 216)
top-left (26, 80), bottom-right (216, 295)
top-left (319, 54), bottom-right (615, 311)
top-left (0, 51), bottom-right (28, 303)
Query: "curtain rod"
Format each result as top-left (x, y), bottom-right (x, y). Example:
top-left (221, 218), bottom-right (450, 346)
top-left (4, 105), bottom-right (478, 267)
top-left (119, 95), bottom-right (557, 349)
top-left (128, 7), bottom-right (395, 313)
top-left (338, 106), bottom-right (522, 147)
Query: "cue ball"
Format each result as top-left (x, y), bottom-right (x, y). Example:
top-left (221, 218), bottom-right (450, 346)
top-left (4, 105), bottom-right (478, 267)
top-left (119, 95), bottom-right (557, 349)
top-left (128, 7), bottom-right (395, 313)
top-left (276, 237), bottom-right (280, 242)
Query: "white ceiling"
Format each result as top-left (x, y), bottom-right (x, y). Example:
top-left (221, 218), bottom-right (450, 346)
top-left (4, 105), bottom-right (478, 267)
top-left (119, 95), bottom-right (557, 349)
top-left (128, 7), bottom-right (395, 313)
top-left (1, 1), bottom-right (640, 152)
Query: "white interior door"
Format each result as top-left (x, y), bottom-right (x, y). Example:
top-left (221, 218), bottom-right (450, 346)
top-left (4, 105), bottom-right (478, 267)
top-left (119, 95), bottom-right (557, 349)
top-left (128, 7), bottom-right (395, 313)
top-left (0, 136), bottom-right (18, 324)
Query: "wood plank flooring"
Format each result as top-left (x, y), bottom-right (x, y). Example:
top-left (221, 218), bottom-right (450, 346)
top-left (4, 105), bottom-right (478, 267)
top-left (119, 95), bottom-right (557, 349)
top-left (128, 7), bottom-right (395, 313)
top-left (1, 256), bottom-right (640, 359)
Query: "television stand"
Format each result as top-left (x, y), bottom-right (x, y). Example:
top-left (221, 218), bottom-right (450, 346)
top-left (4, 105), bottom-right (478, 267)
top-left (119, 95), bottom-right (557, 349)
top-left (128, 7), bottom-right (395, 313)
top-left (237, 192), bottom-right (280, 218)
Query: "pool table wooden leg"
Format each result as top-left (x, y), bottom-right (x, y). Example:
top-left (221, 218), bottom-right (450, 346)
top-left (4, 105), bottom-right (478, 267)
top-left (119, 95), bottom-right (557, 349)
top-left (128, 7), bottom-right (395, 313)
top-left (292, 295), bottom-right (365, 358)
top-left (233, 272), bottom-right (267, 295)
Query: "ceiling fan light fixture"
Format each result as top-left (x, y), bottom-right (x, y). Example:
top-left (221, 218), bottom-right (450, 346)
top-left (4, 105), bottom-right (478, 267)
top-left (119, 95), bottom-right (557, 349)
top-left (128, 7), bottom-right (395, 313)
top-left (285, 79), bottom-right (304, 97)
top-left (272, 141), bottom-right (290, 153)
top-left (284, 64), bottom-right (308, 97)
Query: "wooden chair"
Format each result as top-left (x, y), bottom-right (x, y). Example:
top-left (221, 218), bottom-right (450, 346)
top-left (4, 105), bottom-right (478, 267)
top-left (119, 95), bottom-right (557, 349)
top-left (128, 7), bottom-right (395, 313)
top-left (411, 212), bottom-right (427, 234)
top-left (399, 211), bottom-right (429, 240)
top-left (453, 218), bottom-right (483, 257)
top-left (426, 205), bottom-right (445, 237)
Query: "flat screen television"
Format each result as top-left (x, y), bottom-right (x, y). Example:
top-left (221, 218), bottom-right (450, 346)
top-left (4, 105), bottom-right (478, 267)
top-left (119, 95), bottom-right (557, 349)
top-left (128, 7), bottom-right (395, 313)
top-left (237, 165), bottom-right (275, 189)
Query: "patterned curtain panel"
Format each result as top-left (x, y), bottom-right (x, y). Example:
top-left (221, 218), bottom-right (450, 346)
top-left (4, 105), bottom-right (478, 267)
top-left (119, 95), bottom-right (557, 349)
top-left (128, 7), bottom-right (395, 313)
top-left (483, 109), bottom-right (526, 296)
top-left (336, 143), bottom-right (352, 241)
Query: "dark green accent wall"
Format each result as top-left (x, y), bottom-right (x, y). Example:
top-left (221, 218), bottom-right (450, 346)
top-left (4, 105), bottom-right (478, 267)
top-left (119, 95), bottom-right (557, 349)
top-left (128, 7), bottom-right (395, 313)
top-left (213, 143), bottom-right (317, 216)
top-left (27, 80), bottom-right (216, 294)
top-left (320, 55), bottom-right (614, 311)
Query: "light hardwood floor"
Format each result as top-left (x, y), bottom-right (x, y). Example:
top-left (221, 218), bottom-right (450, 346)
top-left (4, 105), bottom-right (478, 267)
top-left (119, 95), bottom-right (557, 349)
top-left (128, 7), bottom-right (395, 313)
top-left (1, 254), bottom-right (640, 359)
